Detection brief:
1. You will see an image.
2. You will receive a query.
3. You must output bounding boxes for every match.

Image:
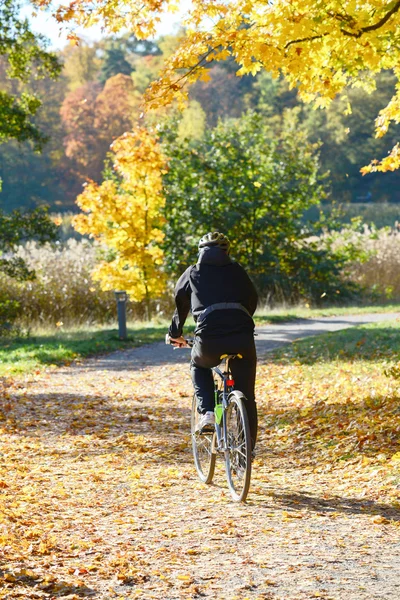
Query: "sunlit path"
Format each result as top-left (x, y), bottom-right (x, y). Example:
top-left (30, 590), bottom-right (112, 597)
top-left (1, 313), bottom-right (400, 598)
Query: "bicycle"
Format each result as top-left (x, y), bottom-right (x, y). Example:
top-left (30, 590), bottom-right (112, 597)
top-left (166, 335), bottom-right (252, 502)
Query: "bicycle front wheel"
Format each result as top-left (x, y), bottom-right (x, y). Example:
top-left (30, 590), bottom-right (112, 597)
top-left (225, 391), bottom-right (252, 502)
top-left (191, 394), bottom-right (216, 484)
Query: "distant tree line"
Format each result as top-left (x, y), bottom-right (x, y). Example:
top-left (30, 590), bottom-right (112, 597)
top-left (0, 5), bottom-right (400, 212)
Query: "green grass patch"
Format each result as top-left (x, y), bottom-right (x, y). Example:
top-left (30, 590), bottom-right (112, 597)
top-left (272, 319), bottom-right (400, 366)
top-left (0, 320), bottom-right (194, 377)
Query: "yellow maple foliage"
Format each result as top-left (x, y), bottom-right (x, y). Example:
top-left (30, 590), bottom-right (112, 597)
top-left (73, 127), bottom-right (167, 304)
top-left (37, 0), bottom-right (400, 172)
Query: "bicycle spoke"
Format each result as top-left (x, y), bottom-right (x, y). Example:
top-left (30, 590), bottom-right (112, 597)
top-left (232, 448), bottom-right (246, 458)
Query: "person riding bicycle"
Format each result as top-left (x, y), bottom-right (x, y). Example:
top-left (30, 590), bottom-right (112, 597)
top-left (168, 231), bottom-right (258, 450)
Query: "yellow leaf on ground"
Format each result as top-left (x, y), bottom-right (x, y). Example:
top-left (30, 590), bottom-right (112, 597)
top-left (282, 511), bottom-right (303, 519)
top-left (372, 515), bottom-right (389, 524)
top-left (177, 574), bottom-right (193, 582)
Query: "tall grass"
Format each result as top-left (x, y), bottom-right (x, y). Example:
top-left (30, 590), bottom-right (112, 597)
top-left (0, 240), bottom-right (114, 326)
top-left (345, 227), bottom-right (400, 302)
top-left (0, 239), bottom-right (174, 328)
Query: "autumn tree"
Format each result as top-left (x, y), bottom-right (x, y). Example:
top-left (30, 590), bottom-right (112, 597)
top-left (41, 0), bottom-right (400, 172)
top-left (60, 74), bottom-right (139, 182)
top-left (61, 42), bottom-right (101, 91)
top-left (0, 30), bottom-right (170, 212)
top-left (191, 59), bottom-right (255, 127)
top-left (73, 127), bottom-right (167, 314)
top-left (60, 81), bottom-right (102, 180)
top-left (96, 74), bottom-right (139, 140)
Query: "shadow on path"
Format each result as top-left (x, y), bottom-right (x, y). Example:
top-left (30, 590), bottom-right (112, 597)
top-left (70, 342), bottom-right (192, 372)
top-left (0, 568), bottom-right (96, 598)
top-left (255, 490), bottom-right (400, 522)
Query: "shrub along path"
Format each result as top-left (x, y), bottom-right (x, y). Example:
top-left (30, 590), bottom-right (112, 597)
top-left (1, 315), bottom-right (400, 599)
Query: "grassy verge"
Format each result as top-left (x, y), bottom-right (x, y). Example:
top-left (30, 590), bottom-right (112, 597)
top-left (271, 318), bottom-right (400, 368)
top-left (271, 318), bottom-right (400, 365)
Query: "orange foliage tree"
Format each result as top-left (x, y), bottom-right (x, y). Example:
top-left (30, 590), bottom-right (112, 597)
top-left (60, 74), bottom-right (139, 182)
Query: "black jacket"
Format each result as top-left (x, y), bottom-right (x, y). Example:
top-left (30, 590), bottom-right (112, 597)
top-left (169, 246), bottom-right (258, 339)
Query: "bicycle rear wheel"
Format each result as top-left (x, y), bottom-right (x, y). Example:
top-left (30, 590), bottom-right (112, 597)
top-left (225, 391), bottom-right (252, 502)
top-left (191, 394), bottom-right (216, 484)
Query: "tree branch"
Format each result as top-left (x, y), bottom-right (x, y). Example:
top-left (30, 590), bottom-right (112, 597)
top-left (285, 1), bottom-right (400, 49)
top-left (341, 0), bottom-right (400, 38)
top-left (155, 45), bottom-right (218, 94)
top-left (285, 33), bottom-right (329, 49)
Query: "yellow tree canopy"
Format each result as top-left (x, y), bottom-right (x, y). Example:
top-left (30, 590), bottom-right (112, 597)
top-left (73, 127), bottom-right (167, 303)
top-left (37, 0), bottom-right (400, 171)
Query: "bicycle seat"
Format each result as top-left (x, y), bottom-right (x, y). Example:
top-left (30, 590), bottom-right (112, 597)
top-left (220, 353), bottom-right (242, 360)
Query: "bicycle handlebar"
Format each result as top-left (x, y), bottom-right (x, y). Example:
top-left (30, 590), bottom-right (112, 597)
top-left (165, 333), bottom-right (194, 348)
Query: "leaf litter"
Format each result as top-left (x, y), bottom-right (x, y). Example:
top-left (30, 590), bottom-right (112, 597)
top-left (0, 340), bottom-right (400, 599)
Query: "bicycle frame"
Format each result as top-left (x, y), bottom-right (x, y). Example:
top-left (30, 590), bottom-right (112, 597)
top-left (212, 356), bottom-right (236, 455)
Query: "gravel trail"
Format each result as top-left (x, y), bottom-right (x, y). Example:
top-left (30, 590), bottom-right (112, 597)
top-left (2, 312), bottom-right (400, 600)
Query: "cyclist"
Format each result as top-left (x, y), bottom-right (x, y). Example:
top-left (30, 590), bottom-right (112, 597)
top-left (168, 232), bottom-right (258, 450)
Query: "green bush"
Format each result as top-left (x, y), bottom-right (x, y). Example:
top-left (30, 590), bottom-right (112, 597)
top-left (161, 110), bottom-right (363, 306)
top-left (0, 297), bottom-right (21, 335)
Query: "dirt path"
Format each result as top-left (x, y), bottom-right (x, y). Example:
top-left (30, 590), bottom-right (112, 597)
top-left (1, 314), bottom-right (400, 599)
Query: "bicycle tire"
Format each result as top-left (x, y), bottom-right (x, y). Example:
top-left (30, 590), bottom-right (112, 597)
top-left (224, 391), bottom-right (252, 502)
top-left (191, 394), bottom-right (216, 484)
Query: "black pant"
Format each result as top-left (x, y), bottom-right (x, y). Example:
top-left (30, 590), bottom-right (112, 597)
top-left (191, 332), bottom-right (258, 449)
